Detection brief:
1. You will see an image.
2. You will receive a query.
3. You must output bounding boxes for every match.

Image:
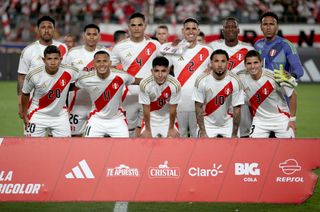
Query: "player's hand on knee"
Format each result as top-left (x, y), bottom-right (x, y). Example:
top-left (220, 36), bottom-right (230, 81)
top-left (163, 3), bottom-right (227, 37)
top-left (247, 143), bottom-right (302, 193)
top-left (287, 119), bottom-right (296, 135)
top-left (167, 128), bottom-right (180, 138)
top-left (18, 104), bottom-right (24, 119)
top-left (199, 130), bottom-right (208, 138)
top-left (141, 129), bottom-right (152, 138)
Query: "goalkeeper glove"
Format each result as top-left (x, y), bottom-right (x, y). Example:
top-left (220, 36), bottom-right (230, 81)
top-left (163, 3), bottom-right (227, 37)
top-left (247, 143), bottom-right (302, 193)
top-left (274, 65), bottom-right (298, 88)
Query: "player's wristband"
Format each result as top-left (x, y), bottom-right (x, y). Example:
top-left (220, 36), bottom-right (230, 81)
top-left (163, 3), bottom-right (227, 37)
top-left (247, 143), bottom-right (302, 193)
top-left (289, 116), bottom-right (296, 122)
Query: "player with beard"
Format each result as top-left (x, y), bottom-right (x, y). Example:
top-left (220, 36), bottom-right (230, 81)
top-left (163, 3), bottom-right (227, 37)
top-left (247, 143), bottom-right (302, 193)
top-left (17, 16), bottom-right (68, 120)
top-left (192, 49), bottom-right (244, 138)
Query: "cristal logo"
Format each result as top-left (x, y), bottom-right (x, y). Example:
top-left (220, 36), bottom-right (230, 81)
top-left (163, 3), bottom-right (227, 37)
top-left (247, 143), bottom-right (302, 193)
top-left (106, 164), bottom-right (139, 177)
top-left (188, 164), bottom-right (223, 177)
top-left (148, 161), bottom-right (180, 179)
top-left (235, 163), bottom-right (260, 176)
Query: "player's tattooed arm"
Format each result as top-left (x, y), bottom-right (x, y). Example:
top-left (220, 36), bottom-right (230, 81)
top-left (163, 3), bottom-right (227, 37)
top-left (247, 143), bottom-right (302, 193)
top-left (17, 74), bottom-right (26, 119)
top-left (195, 101), bottom-right (208, 138)
top-left (232, 105), bottom-right (241, 138)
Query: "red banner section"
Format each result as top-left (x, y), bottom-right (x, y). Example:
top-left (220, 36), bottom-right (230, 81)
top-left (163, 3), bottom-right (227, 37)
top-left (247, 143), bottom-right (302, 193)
top-left (0, 138), bottom-right (319, 203)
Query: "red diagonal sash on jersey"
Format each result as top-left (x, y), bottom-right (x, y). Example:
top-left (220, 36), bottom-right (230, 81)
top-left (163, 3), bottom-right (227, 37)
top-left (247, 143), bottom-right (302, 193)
top-left (204, 81), bottom-right (233, 116)
top-left (127, 42), bottom-right (157, 76)
top-left (122, 42), bottom-right (157, 101)
top-left (177, 48), bottom-right (209, 87)
top-left (249, 80), bottom-right (273, 116)
top-left (68, 60), bottom-right (95, 111)
top-left (150, 86), bottom-right (171, 112)
top-left (227, 48), bottom-right (248, 71)
top-left (28, 71), bottom-right (72, 119)
top-left (58, 45), bottom-right (67, 58)
top-left (94, 76), bottom-right (124, 112)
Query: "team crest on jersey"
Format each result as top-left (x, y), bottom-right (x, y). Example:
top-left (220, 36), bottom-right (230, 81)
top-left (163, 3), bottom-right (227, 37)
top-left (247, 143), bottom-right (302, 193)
top-left (269, 49), bottom-right (277, 57)
top-left (163, 92), bottom-right (170, 99)
top-left (112, 82), bottom-right (119, 90)
top-left (263, 88), bottom-right (269, 95)
top-left (225, 87), bottom-right (231, 95)
top-left (60, 79), bottom-right (66, 86)
top-left (146, 48), bottom-right (151, 56)
top-left (238, 54), bottom-right (243, 61)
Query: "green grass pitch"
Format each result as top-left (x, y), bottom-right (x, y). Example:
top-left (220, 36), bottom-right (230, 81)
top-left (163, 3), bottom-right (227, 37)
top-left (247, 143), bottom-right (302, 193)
top-left (0, 81), bottom-right (319, 211)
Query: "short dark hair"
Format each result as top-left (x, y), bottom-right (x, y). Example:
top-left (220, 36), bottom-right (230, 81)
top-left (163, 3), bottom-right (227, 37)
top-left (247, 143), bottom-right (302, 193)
top-left (94, 50), bottom-right (110, 59)
top-left (113, 30), bottom-right (127, 43)
top-left (44, 45), bottom-right (61, 57)
top-left (223, 16), bottom-right (239, 28)
top-left (210, 49), bottom-right (229, 61)
top-left (260, 11), bottom-right (279, 24)
top-left (37, 16), bottom-right (55, 28)
top-left (152, 56), bottom-right (169, 68)
top-left (84, 24), bottom-right (100, 33)
top-left (183, 17), bottom-right (199, 26)
top-left (244, 50), bottom-right (262, 62)
top-left (198, 31), bottom-right (205, 38)
top-left (129, 12), bottom-right (145, 22)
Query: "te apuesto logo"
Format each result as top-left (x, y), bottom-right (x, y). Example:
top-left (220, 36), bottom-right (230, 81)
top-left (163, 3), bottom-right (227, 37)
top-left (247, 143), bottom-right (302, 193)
top-left (106, 164), bottom-right (140, 177)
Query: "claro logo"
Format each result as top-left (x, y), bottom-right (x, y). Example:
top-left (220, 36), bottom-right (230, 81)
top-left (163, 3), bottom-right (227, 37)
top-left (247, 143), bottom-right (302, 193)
top-left (188, 164), bottom-right (223, 177)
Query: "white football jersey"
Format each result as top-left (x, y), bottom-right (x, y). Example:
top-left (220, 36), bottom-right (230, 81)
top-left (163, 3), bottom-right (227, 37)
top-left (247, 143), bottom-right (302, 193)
top-left (65, 45), bottom-right (111, 114)
top-left (22, 64), bottom-right (79, 118)
top-left (75, 69), bottom-right (135, 119)
top-left (111, 38), bottom-right (161, 96)
top-left (238, 68), bottom-right (293, 122)
top-left (165, 43), bottom-right (213, 112)
top-left (139, 75), bottom-right (181, 126)
top-left (18, 40), bottom-right (68, 75)
top-left (192, 72), bottom-right (244, 127)
top-left (208, 39), bottom-right (254, 73)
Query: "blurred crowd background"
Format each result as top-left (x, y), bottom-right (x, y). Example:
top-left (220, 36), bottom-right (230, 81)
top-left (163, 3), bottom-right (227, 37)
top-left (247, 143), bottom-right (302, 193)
top-left (0, 0), bottom-right (319, 42)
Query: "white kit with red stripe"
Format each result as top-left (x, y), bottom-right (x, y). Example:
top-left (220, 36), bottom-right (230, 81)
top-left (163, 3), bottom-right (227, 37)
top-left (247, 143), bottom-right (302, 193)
top-left (65, 45), bottom-right (110, 135)
top-left (192, 72), bottom-right (244, 127)
top-left (75, 69), bottom-right (134, 120)
top-left (208, 39), bottom-right (254, 74)
top-left (139, 75), bottom-right (181, 127)
top-left (238, 68), bottom-right (293, 123)
top-left (22, 64), bottom-right (79, 119)
top-left (18, 40), bottom-right (68, 75)
top-left (165, 43), bottom-right (213, 112)
top-left (111, 38), bottom-right (161, 96)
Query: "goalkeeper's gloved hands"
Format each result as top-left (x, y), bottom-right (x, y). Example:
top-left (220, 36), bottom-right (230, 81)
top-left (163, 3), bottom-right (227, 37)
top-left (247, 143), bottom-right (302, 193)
top-left (274, 65), bottom-right (298, 88)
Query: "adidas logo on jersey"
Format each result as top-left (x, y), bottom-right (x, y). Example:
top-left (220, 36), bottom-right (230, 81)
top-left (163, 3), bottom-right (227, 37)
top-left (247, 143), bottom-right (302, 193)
top-left (178, 56), bottom-right (184, 61)
top-left (65, 160), bottom-right (95, 179)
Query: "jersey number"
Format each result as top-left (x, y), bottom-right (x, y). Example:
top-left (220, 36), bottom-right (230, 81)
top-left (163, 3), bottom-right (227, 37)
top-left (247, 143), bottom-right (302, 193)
top-left (188, 61), bottom-right (195, 72)
top-left (26, 123), bottom-right (36, 133)
top-left (136, 58), bottom-right (142, 67)
top-left (158, 98), bottom-right (165, 107)
top-left (48, 89), bottom-right (61, 99)
top-left (103, 91), bottom-right (111, 101)
top-left (255, 94), bottom-right (261, 103)
top-left (214, 96), bottom-right (225, 105)
top-left (69, 114), bottom-right (79, 124)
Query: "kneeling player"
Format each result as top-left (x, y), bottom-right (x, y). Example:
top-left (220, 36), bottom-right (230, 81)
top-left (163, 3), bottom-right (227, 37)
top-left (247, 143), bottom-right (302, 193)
top-left (238, 50), bottom-right (297, 138)
top-left (139, 56), bottom-right (181, 138)
top-left (21, 45), bottom-right (79, 137)
top-left (75, 51), bottom-right (141, 137)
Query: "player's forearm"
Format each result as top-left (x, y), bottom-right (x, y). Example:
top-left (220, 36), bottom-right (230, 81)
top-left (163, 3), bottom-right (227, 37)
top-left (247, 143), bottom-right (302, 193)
top-left (21, 93), bottom-right (30, 117)
top-left (17, 74), bottom-right (25, 96)
top-left (168, 104), bottom-right (177, 129)
top-left (195, 102), bottom-right (206, 132)
top-left (232, 105), bottom-right (241, 137)
top-left (143, 104), bottom-right (151, 131)
top-left (289, 90), bottom-right (297, 117)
